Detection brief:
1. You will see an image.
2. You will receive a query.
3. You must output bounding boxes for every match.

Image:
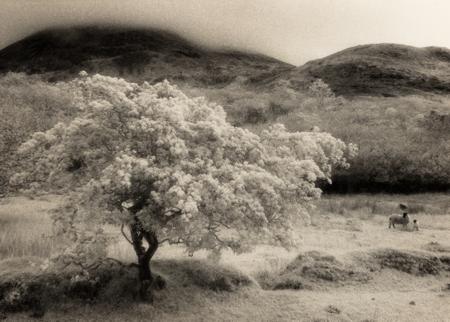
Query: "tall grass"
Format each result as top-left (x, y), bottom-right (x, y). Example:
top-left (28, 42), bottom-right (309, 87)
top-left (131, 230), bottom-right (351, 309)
top-left (1, 193), bottom-right (449, 265)
top-left (0, 196), bottom-right (59, 259)
top-left (315, 193), bottom-right (450, 216)
top-left (1, 194), bottom-right (449, 321)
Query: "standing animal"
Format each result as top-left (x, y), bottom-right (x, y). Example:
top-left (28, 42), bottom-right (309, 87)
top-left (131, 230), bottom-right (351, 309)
top-left (389, 212), bottom-right (410, 229)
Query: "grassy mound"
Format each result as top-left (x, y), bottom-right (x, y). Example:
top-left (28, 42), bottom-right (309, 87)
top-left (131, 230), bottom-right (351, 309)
top-left (257, 251), bottom-right (370, 290)
top-left (153, 259), bottom-right (253, 292)
top-left (361, 248), bottom-right (446, 275)
top-left (257, 248), bottom-right (450, 291)
top-left (0, 257), bottom-right (252, 317)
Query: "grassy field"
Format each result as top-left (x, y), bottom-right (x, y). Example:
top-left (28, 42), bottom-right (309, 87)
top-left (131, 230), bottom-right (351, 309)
top-left (1, 193), bottom-right (449, 321)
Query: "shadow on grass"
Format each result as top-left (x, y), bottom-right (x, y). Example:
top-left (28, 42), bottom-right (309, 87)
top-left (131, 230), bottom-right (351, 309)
top-left (0, 257), bottom-right (253, 318)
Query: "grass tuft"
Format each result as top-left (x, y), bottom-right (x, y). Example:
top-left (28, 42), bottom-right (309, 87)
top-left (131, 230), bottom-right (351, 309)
top-left (0, 196), bottom-right (59, 259)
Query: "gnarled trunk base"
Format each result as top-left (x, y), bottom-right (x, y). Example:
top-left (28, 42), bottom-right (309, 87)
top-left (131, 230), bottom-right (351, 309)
top-left (138, 256), bottom-right (154, 302)
top-left (129, 218), bottom-right (159, 302)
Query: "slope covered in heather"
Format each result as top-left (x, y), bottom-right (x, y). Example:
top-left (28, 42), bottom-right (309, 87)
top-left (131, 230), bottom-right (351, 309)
top-left (0, 26), bottom-right (292, 87)
top-left (274, 44), bottom-right (450, 96)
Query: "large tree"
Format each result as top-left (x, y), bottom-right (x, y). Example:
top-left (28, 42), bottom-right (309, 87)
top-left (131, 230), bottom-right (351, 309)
top-left (12, 73), bottom-right (355, 301)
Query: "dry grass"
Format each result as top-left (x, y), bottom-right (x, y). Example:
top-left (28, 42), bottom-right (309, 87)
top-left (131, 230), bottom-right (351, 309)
top-left (314, 193), bottom-right (450, 216)
top-left (1, 193), bottom-right (450, 321)
top-left (0, 195), bottom-right (61, 259)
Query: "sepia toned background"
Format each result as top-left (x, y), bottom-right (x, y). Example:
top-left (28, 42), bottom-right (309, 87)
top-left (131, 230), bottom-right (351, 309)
top-left (2, 0), bottom-right (450, 64)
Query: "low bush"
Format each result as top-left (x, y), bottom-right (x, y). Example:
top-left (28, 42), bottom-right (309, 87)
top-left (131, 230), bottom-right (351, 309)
top-left (0, 73), bottom-right (76, 194)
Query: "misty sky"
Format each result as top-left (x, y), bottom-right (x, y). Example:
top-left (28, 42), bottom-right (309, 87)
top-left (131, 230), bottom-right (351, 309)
top-left (1, 0), bottom-right (450, 65)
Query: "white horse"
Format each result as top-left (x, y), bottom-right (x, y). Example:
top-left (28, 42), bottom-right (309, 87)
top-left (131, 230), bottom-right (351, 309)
top-left (388, 213), bottom-right (410, 229)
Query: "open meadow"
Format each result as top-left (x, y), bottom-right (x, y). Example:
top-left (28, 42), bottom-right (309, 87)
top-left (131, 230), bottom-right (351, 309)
top-left (1, 193), bottom-right (449, 321)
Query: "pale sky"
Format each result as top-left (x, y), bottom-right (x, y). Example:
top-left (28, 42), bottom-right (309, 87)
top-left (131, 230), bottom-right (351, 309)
top-left (1, 0), bottom-right (450, 65)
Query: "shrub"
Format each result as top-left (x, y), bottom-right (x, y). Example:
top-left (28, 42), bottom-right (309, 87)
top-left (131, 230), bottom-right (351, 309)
top-left (0, 73), bottom-right (75, 193)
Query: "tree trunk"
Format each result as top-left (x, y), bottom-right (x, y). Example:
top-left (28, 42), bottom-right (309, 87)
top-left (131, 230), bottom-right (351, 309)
top-left (137, 252), bottom-right (153, 301)
top-left (129, 219), bottom-right (159, 302)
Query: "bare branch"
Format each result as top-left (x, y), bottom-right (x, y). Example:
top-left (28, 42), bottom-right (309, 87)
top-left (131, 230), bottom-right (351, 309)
top-left (121, 224), bottom-right (133, 245)
top-left (161, 207), bottom-right (183, 224)
top-left (163, 207), bottom-right (182, 215)
top-left (213, 221), bottom-right (231, 229)
top-left (211, 231), bottom-right (225, 244)
top-left (158, 238), bottom-right (170, 245)
top-left (105, 257), bottom-right (126, 267)
top-left (159, 238), bottom-right (185, 245)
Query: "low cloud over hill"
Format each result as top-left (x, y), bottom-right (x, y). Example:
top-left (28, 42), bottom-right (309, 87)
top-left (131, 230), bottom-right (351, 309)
top-left (1, 28), bottom-right (450, 97)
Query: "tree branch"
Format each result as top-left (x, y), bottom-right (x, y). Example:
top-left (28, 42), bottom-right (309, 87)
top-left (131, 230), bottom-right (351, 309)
top-left (163, 207), bottom-right (182, 215)
top-left (105, 257), bottom-right (126, 266)
top-left (159, 238), bottom-right (186, 245)
top-left (158, 238), bottom-right (170, 245)
top-left (212, 221), bottom-right (231, 229)
top-left (121, 224), bottom-right (133, 245)
top-left (160, 207), bottom-right (183, 224)
top-left (211, 231), bottom-right (225, 244)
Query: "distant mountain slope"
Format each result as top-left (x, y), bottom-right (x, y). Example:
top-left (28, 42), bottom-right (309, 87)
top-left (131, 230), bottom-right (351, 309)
top-left (0, 26), bottom-right (292, 86)
top-left (274, 44), bottom-right (450, 96)
top-left (1, 28), bottom-right (450, 97)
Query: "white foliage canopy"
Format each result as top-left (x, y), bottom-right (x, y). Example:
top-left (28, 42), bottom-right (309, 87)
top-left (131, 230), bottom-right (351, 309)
top-left (12, 73), bottom-right (356, 258)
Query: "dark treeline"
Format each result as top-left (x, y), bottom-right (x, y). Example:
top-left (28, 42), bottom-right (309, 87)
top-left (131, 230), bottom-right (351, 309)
top-left (323, 176), bottom-right (450, 194)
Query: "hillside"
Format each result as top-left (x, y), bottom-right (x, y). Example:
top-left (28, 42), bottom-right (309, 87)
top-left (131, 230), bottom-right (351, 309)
top-left (275, 44), bottom-right (450, 96)
top-left (0, 26), bottom-right (292, 86)
top-left (2, 28), bottom-right (450, 97)
top-left (1, 27), bottom-right (450, 193)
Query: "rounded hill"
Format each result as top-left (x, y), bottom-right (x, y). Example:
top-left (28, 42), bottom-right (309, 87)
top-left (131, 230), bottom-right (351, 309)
top-left (0, 26), bottom-right (292, 86)
top-left (277, 43), bottom-right (450, 96)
